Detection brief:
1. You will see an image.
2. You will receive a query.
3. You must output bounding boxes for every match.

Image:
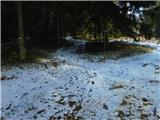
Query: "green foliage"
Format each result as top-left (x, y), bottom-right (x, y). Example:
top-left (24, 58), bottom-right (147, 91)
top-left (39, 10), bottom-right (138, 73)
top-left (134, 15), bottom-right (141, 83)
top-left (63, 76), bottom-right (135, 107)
top-left (153, 5), bottom-right (160, 38)
top-left (1, 1), bottom-right (158, 47)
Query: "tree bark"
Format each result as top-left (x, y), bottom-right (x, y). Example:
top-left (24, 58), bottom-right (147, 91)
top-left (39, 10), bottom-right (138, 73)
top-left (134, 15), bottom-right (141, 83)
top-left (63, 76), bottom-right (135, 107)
top-left (101, 17), bottom-right (106, 52)
top-left (17, 2), bottom-right (26, 60)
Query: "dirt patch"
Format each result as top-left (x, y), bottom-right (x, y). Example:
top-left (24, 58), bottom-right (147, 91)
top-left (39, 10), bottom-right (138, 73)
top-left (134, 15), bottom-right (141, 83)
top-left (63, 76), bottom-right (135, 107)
top-left (1, 47), bottom-right (52, 67)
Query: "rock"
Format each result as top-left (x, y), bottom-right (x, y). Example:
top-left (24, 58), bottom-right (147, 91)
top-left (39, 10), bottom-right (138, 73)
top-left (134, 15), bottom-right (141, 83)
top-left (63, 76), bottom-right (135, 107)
top-left (91, 81), bottom-right (95, 84)
top-left (109, 83), bottom-right (125, 90)
top-left (142, 98), bottom-right (148, 102)
top-left (149, 80), bottom-right (159, 83)
top-left (103, 103), bottom-right (108, 110)
top-left (142, 63), bottom-right (149, 67)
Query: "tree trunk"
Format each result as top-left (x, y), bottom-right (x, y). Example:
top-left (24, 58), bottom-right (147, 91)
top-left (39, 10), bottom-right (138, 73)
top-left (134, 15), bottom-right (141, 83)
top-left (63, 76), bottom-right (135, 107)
top-left (101, 18), bottom-right (106, 52)
top-left (94, 34), bottom-right (97, 41)
top-left (102, 16), bottom-right (109, 52)
top-left (45, 7), bottom-right (49, 40)
top-left (56, 3), bottom-right (61, 46)
top-left (60, 7), bottom-right (64, 41)
top-left (104, 32), bottom-right (109, 51)
top-left (17, 2), bottom-right (26, 60)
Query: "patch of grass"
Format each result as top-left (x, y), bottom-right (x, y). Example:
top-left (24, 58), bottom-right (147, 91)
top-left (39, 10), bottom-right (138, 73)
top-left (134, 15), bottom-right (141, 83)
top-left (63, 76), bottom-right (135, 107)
top-left (105, 45), bottom-right (153, 59)
top-left (80, 42), bottom-right (153, 62)
top-left (26, 49), bottom-right (49, 62)
top-left (1, 47), bottom-right (19, 65)
top-left (1, 47), bottom-right (50, 66)
top-left (1, 39), bottom-right (60, 66)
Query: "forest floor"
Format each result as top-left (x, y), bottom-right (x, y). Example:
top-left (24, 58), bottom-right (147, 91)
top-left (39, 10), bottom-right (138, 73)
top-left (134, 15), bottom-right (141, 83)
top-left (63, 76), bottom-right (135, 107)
top-left (1, 40), bottom-right (160, 120)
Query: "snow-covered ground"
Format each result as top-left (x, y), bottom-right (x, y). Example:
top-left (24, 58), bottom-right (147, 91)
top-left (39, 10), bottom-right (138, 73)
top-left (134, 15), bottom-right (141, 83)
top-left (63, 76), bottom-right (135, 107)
top-left (1, 41), bottom-right (160, 120)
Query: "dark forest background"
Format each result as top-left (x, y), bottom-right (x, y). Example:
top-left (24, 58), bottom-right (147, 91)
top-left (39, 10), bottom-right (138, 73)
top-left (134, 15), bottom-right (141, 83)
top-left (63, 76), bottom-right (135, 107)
top-left (1, 1), bottom-right (160, 61)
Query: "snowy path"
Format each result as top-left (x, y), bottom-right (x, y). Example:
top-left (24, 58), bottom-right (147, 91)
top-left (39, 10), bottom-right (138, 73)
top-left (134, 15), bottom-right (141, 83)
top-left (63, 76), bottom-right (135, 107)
top-left (1, 42), bottom-right (160, 120)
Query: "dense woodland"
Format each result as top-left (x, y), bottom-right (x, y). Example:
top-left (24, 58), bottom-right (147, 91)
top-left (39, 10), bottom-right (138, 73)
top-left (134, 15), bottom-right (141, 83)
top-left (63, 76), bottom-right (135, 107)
top-left (1, 1), bottom-right (160, 60)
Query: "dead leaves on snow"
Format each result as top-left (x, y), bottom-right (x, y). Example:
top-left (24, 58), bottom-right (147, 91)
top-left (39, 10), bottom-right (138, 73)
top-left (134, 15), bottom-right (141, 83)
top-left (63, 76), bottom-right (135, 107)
top-left (117, 94), bottom-right (160, 120)
top-left (0, 75), bottom-right (18, 81)
top-left (142, 63), bottom-right (160, 74)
